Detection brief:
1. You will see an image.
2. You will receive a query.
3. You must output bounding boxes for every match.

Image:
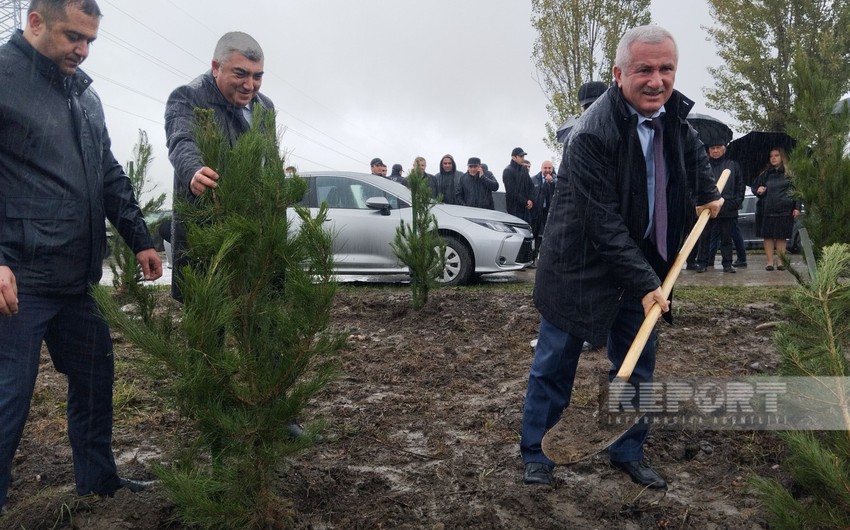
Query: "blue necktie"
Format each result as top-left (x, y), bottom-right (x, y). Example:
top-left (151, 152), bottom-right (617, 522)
top-left (649, 119), bottom-right (668, 261)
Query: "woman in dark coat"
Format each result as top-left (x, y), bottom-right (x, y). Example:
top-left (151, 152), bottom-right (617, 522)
top-left (752, 148), bottom-right (800, 271)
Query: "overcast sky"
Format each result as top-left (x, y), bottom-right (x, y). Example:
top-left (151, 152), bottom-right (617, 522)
top-left (67, 0), bottom-right (735, 203)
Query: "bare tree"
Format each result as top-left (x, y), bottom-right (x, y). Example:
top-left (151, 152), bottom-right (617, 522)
top-left (531, 0), bottom-right (650, 153)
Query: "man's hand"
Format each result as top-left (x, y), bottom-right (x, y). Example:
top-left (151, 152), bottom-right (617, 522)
top-left (641, 287), bottom-right (669, 316)
top-left (526, 199), bottom-right (534, 209)
top-left (696, 198), bottom-right (724, 219)
top-left (190, 166), bottom-right (220, 197)
top-left (0, 265), bottom-right (18, 316)
top-left (136, 249), bottom-right (163, 281)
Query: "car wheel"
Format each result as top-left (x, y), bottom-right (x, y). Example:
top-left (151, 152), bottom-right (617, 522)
top-left (439, 235), bottom-right (473, 286)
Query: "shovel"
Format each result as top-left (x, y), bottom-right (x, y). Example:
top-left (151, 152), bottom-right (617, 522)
top-left (541, 169), bottom-right (731, 465)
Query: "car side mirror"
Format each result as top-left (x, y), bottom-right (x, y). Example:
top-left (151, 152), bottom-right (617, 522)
top-left (366, 196), bottom-right (391, 216)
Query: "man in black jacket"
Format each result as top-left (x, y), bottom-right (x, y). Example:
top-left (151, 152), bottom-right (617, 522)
top-left (695, 143), bottom-right (744, 273)
top-left (165, 31), bottom-right (274, 302)
top-left (520, 25), bottom-right (722, 489)
top-left (430, 154), bottom-right (462, 205)
top-left (0, 0), bottom-right (161, 509)
top-left (502, 147), bottom-right (534, 222)
top-left (529, 160), bottom-right (556, 262)
top-left (456, 157), bottom-right (499, 209)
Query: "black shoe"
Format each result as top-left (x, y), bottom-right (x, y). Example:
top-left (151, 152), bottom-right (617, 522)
top-left (611, 460), bottom-right (667, 489)
top-left (733, 260), bottom-right (747, 267)
top-left (686, 263), bottom-right (698, 270)
top-left (117, 477), bottom-right (154, 493)
top-left (695, 264), bottom-right (706, 273)
top-left (723, 266), bottom-right (736, 273)
top-left (523, 462), bottom-right (553, 485)
top-left (286, 421), bottom-right (305, 438)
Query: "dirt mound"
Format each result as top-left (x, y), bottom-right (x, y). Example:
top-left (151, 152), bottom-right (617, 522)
top-left (3, 286), bottom-right (785, 529)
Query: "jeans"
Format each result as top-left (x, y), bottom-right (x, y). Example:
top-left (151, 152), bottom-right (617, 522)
top-left (520, 296), bottom-right (656, 467)
top-left (0, 293), bottom-right (119, 510)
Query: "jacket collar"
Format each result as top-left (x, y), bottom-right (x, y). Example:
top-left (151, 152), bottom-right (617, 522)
top-left (10, 30), bottom-right (93, 94)
top-left (611, 85), bottom-right (695, 124)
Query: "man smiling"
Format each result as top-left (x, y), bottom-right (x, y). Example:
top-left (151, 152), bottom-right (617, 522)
top-left (520, 25), bottom-right (723, 489)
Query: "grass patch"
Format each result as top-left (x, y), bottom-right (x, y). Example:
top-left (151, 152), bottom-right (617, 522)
top-left (675, 285), bottom-right (791, 306)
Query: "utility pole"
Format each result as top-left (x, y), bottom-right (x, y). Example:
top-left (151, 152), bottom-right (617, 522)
top-left (0, 0), bottom-right (26, 43)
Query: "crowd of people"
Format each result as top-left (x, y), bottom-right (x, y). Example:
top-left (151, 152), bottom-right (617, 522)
top-left (0, 0), bottom-right (803, 515)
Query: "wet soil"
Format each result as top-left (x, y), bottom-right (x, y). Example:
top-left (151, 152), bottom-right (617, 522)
top-left (3, 283), bottom-right (789, 529)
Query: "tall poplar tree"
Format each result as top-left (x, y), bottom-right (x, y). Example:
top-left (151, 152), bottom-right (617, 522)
top-left (704, 0), bottom-right (850, 132)
top-left (530, 0), bottom-right (650, 152)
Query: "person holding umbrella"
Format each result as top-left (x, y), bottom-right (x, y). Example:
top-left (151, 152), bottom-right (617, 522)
top-left (695, 142), bottom-right (744, 273)
top-left (752, 148), bottom-right (800, 271)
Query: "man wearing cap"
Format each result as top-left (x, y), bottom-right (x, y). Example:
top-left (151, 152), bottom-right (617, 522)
top-left (695, 143), bottom-right (744, 273)
top-left (370, 158), bottom-right (384, 176)
top-left (557, 81), bottom-right (609, 181)
top-left (503, 147), bottom-right (534, 222)
top-left (520, 25), bottom-right (722, 489)
top-left (387, 163), bottom-right (408, 187)
top-left (456, 157), bottom-right (499, 209)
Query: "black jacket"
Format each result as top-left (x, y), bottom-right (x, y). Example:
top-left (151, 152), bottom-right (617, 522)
top-left (164, 71), bottom-right (274, 299)
top-left (530, 171), bottom-right (555, 223)
top-left (456, 170), bottom-right (499, 209)
top-left (710, 155), bottom-right (744, 218)
top-left (503, 160), bottom-right (533, 221)
top-left (534, 86), bottom-right (720, 344)
top-left (0, 32), bottom-right (153, 295)
top-left (429, 155), bottom-right (462, 205)
top-left (752, 166), bottom-right (799, 216)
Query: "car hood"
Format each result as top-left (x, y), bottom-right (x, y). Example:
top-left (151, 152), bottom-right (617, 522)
top-left (433, 204), bottom-right (530, 227)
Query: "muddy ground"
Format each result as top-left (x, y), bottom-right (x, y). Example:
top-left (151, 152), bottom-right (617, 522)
top-left (3, 282), bottom-right (790, 529)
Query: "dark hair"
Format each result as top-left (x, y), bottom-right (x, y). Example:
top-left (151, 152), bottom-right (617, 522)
top-left (29, 0), bottom-right (102, 25)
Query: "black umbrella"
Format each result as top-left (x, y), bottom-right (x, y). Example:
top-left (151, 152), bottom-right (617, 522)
top-left (686, 112), bottom-right (733, 147)
top-left (556, 116), bottom-right (579, 144)
top-left (726, 131), bottom-right (796, 186)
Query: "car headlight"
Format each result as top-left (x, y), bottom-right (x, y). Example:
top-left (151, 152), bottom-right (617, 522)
top-left (466, 218), bottom-right (516, 233)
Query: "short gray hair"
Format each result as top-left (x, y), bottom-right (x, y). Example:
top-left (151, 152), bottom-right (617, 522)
top-left (213, 31), bottom-right (264, 63)
top-left (615, 25), bottom-right (677, 70)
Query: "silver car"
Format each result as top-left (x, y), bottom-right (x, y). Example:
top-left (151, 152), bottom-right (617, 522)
top-left (296, 172), bottom-right (533, 285)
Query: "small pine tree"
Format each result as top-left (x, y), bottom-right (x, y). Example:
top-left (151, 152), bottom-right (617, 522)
top-left (94, 106), bottom-right (344, 529)
top-left (787, 55), bottom-right (850, 252)
top-left (750, 244), bottom-right (850, 529)
top-left (391, 168), bottom-right (446, 309)
top-left (108, 129), bottom-right (166, 322)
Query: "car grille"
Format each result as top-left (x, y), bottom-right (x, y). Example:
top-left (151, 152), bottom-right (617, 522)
top-left (516, 238), bottom-right (534, 264)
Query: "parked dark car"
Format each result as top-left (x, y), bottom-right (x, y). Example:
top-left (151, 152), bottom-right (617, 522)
top-left (737, 190), bottom-right (803, 252)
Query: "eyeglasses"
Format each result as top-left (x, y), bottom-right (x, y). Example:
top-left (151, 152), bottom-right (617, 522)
top-left (468, 164), bottom-right (480, 168)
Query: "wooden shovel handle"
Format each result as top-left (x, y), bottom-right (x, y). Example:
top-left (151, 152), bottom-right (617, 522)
top-left (615, 169), bottom-right (730, 381)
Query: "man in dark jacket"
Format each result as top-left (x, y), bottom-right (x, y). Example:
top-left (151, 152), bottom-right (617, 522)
top-left (387, 163), bottom-right (408, 187)
top-left (165, 31), bottom-right (274, 302)
top-left (165, 31), bottom-right (307, 440)
top-left (0, 0), bottom-right (161, 509)
top-left (520, 25), bottom-right (722, 489)
top-left (696, 144), bottom-right (744, 273)
top-left (529, 160), bottom-right (556, 261)
top-left (456, 157), bottom-right (499, 209)
top-left (430, 154), bottom-right (462, 205)
top-left (503, 147), bottom-right (534, 222)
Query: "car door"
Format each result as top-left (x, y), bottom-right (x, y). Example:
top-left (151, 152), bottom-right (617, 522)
top-left (312, 175), bottom-right (411, 273)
